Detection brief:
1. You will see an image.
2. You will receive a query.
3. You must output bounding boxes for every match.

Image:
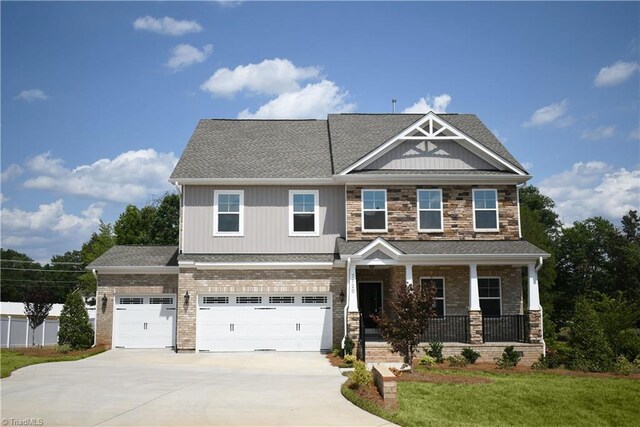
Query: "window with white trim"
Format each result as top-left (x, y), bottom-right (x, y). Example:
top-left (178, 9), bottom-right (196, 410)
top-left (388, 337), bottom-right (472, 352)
top-left (417, 189), bottom-right (443, 232)
top-left (478, 277), bottom-right (501, 317)
top-left (473, 189), bottom-right (499, 231)
top-left (214, 190), bottom-right (244, 236)
top-left (420, 277), bottom-right (445, 317)
top-left (362, 189), bottom-right (387, 232)
top-left (289, 190), bottom-right (319, 236)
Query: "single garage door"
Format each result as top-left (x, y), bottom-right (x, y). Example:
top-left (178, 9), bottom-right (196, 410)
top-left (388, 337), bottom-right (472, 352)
top-left (114, 294), bottom-right (176, 349)
top-left (197, 294), bottom-right (332, 352)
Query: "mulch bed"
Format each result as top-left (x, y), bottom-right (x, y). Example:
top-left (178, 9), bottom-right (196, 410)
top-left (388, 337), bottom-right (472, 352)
top-left (426, 362), bottom-right (640, 379)
top-left (394, 369), bottom-right (494, 384)
top-left (326, 353), bottom-right (344, 367)
top-left (7, 346), bottom-right (107, 358)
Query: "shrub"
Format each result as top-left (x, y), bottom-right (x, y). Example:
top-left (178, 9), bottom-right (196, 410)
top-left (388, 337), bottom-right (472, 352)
top-left (634, 356), bottom-right (640, 370)
top-left (332, 345), bottom-right (342, 357)
top-left (426, 341), bottom-right (444, 363)
top-left (350, 360), bottom-right (372, 389)
top-left (495, 346), bottom-right (521, 369)
top-left (58, 291), bottom-right (94, 350)
top-left (616, 328), bottom-right (640, 362)
top-left (568, 299), bottom-right (614, 372)
top-left (613, 356), bottom-right (635, 376)
top-left (343, 354), bottom-right (357, 365)
top-left (448, 355), bottom-right (468, 367)
top-left (461, 347), bottom-right (481, 364)
top-left (55, 344), bottom-right (72, 354)
top-left (418, 355), bottom-right (436, 367)
top-left (344, 336), bottom-right (355, 356)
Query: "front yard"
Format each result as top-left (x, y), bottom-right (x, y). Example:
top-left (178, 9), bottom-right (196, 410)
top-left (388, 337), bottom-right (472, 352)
top-left (1, 346), bottom-right (107, 378)
top-left (343, 365), bottom-right (640, 427)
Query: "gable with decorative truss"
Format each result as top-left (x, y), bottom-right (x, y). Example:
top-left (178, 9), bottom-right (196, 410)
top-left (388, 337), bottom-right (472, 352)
top-left (339, 112), bottom-right (526, 176)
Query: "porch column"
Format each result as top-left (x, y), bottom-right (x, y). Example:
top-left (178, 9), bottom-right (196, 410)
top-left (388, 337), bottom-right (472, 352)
top-left (405, 264), bottom-right (413, 288)
top-left (346, 263), bottom-right (360, 345)
top-left (527, 264), bottom-right (543, 344)
top-left (468, 264), bottom-right (483, 344)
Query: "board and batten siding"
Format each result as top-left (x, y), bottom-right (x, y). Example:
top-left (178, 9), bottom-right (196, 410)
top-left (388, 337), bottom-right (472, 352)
top-left (364, 139), bottom-right (496, 170)
top-left (183, 185), bottom-right (345, 253)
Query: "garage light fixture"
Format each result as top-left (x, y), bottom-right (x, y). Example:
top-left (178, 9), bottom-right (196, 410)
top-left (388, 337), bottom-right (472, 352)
top-left (339, 290), bottom-right (345, 303)
top-left (184, 290), bottom-right (190, 304)
top-left (101, 294), bottom-right (107, 306)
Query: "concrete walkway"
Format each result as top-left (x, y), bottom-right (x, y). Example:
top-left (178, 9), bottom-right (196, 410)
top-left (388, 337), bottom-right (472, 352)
top-left (1, 349), bottom-right (395, 426)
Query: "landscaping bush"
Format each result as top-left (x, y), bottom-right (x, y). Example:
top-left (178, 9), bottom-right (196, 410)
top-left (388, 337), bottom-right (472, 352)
top-left (418, 355), bottom-right (436, 367)
top-left (426, 341), bottom-right (444, 363)
top-left (461, 347), bottom-right (481, 364)
top-left (447, 355), bottom-right (468, 367)
top-left (567, 299), bottom-right (613, 372)
top-left (350, 360), bottom-right (372, 389)
top-left (343, 354), bottom-right (357, 365)
top-left (495, 346), bottom-right (521, 369)
top-left (58, 291), bottom-right (94, 350)
top-left (616, 328), bottom-right (640, 362)
top-left (55, 344), bottom-right (72, 354)
top-left (344, 336), bottom-right (355, 356)
top-left (613, 356), bottom-right (635, 376)
top-left (332, 344), bottom-right (342, 357)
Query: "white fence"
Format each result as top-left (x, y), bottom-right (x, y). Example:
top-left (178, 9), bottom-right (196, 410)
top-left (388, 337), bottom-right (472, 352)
top-left (0, 316), bottom-right (96, 348)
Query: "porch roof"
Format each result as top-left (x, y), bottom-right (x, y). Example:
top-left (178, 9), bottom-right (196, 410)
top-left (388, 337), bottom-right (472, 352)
top-left (178, 253), bottom-right (336, 263)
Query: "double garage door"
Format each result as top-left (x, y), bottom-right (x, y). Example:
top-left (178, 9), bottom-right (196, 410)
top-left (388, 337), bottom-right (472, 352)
top-left (197, 294), bottom-right (332, 352)
top-left (113, 293), bottom-right (332, 352)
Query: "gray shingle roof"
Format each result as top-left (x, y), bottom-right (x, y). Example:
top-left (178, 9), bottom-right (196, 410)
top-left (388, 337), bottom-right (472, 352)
top-left (170, 119), bottom-right (332, 179)
top-left (88, 246), bottom-right (178, 268)
top-left (336, 238), bottom-right (548, 257)
top-left (349, 169), bottom-right (520, 176)
top-left (178, 253), bottom-right (336, 263)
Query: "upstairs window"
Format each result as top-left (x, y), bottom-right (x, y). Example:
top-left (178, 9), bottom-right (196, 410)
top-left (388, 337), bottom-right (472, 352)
top-left (289, 190), bottom-right (319, 236)
top-left (417, 189), bottom-right (443, 232)
top-left (362, 189), bottom-right (387, 232)
top-left (214, 190), bottom-right (244, 236)
top-left (473, 189), bottom-right (499, 231)
top-left (420, 277), bottom-right (445, 317)
top-left (478, 277), bottom-right (501, 317)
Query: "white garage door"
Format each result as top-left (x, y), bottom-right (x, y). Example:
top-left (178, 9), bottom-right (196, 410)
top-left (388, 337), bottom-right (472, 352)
top-left (197, 294), bottom-right (332, 352)
top-left (114, 294), bottom-right (176, 349)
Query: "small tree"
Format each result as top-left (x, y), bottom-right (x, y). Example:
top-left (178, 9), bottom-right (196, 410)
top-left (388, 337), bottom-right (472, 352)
top-left (372, 279), bottom-right (435, 367)
top-left (568, 298), bottom-right (613, 372)
top-left (23, 285), bottom-right (54, 346)
top-left (58, 291), bottom-right (94, 350)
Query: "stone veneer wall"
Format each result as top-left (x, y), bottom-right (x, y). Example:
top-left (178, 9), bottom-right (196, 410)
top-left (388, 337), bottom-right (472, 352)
top-left (95, 274), bottom-right (178, 348)
top-left (177, 268), bottom-right (346, 352)
top-left (346, 185), bottom-right (519, 240)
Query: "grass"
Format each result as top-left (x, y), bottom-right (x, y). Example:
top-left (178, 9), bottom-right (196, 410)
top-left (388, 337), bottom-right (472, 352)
top-left (343, 368), bottom-right (640, 427)
top-left (0, 346), bottom-right (107, 378)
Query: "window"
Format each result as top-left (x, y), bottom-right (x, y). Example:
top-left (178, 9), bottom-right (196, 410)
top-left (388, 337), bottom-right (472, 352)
top-left (302, 296), bottom-right (328, 304)
top-left (236, 296), bottom-right (262, 304)
top-left (202, 296), bottom-right (229, 304)
top-left (417, 189), bottom-right (443, 232)
top-left (269, 296), bottom-right (295, 304)
top-left (478, 277), bottom-right (501, 317)
top-left (289, 190), bottom-right (319, 236)
top-left (214, 190), bottom-right (244, 236)
top-left (420, 277), bottom-right (445, 317)
top-left (149, 297), bottom-right (173, 305)
top-left (119, 297), bottom-right (143, 305)
top-left (473, 189), bottom-right (499, 231)
top-left (362, 189), bottom-right (387, 232)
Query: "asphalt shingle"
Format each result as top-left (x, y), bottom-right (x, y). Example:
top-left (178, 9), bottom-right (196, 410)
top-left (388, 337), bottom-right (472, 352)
top-left (88, 246), bottom-right (179, 268)
top-left (178, 253), bottom-right (336, 263)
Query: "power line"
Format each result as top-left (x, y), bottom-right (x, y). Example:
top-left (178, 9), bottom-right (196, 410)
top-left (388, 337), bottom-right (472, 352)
top-left (2, 279), bottom-right (81, 284)
top-left (0, 259), bottom-right (84, 265)
top-left (0, 267), bottom-right (84, 273)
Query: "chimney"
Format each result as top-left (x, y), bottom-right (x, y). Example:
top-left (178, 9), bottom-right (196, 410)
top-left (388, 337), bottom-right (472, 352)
top-left (392, 99), bottom-right (397, 114)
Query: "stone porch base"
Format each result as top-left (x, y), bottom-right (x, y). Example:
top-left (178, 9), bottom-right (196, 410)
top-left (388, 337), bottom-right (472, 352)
top-left (365, 341), bottom-right (544, 366)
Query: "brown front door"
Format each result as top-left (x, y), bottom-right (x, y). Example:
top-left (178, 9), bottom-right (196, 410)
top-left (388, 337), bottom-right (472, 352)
top-left (358, 282), bottom-right (382, 328)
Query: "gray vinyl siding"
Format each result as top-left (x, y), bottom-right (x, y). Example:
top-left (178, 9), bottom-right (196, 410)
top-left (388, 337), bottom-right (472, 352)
top-left (364, 139), bottom-right (496, 170)
top-left (183, 185), bottom-right (344, 253)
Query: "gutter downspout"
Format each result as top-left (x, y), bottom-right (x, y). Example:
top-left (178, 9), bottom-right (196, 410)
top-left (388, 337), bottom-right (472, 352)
top-left (341, 257), bottom-right (351, 350)
top-left (92, 269), bottom-right (98, 347)
top-left (535, 257), bottom-right (545, 354)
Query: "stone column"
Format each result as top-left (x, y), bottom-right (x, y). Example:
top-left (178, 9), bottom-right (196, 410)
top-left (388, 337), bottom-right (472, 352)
top-left (177, 268), bottom-right (197, 352)
top-left (526, 263), bottom-right (543, 344)
top-left (527, 310), bottom-right (543, 344)
top-left (468, 264), bottom-right (483, 344)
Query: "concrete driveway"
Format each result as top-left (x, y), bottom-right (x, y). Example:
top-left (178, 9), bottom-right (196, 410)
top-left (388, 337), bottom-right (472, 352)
top-left (1, 349), bottom-right (395, 427)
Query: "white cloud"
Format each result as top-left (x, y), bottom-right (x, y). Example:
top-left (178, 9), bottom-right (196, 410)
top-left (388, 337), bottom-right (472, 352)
top-left (1, 164), bottom-right (24, 182)
top-left (14, 89), bottom-right (49, 102)
top-left (522, 99), bottom-right (572, 128)
top-left (133, 16), bottom-right (202, 36)
top-left (237, 80), bottom-right (355, 119)
top-left (522, 162), bottom-right (533, 171)
top-left (216, 0), bottom-right (244, 7)
top-left (594, 61), bottom-right (639, 87)
top-left (22, 150), bottom-right (178, 203)
top-left (402, 94), bottom-right (452, 114)
top-left (200, 58), bottom-right (320, 97)
top-left (539, 161), bottom-right (640, 224)
top-left (0, 193), bottom-right (7, 203)
top-left (628, 128), bottom-right (640, 140)
top-left (580, 125), bottom-right (616, 140)
top-left (166, 44), bottom-right (213, 72)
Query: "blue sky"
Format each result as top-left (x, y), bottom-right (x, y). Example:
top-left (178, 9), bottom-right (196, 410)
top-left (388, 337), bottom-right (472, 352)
top-left (2, 1), bottom-right (639, 263)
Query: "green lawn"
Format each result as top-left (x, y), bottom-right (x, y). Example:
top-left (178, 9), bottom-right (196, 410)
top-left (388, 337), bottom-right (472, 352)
top-left (343, 369), bottom-right (640, 427)
top-left (0, 346), bottom-right (107, 378)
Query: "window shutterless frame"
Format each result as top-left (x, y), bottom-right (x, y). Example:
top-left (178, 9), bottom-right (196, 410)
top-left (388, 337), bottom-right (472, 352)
top-left (361, 189), bottom-right (387, 232)
top-left (419, 277), bottom-right (446, 317)
top-left (478, 277), bottom-right (502, 317)
top-left (213, 190), bottom-right (244, 236)
top-left (472, 188), bottom-right (499, 232)
top-left (288, 190), bottom-right (320, 236)
top-left (417, 189), bottom-right (444, 232)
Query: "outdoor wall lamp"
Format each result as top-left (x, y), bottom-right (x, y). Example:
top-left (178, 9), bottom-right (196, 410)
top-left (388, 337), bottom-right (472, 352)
top-left (339, 290), bottom-right (345, 303)
top-left (101, 294), bottom-right (108, 306)
top-left (184, 290), bottom-right (190, 304)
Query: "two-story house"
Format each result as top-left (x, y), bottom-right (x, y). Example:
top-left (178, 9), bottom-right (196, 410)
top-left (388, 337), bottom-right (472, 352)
top-left (90, 112), bottom-right (549, 363)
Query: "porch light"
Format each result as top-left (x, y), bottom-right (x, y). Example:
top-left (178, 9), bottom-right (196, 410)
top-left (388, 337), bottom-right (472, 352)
top-left (184, 291), bottom-right (190, 304)
top-left (339, 290), bottom-right (345, 303)
top-left (101, 294), bottom-right (107, 305)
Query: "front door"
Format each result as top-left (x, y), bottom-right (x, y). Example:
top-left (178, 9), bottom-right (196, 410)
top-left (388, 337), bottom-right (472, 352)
top-left (358, 282), bottom-right (382, 328)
